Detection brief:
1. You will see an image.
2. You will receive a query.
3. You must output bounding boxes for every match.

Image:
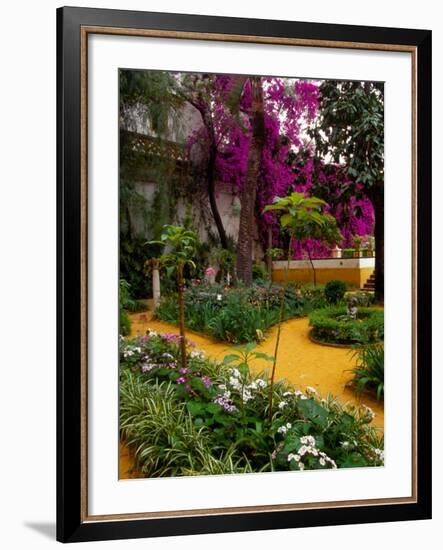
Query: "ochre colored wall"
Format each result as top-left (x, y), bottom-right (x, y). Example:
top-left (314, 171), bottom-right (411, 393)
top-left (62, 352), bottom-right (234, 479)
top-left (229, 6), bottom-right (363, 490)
top-left (272, 267), bottom-right (373, 288)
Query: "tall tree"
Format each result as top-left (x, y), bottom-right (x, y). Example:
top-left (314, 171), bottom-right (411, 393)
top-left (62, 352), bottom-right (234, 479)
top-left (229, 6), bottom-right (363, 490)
top-left (150, 225), bottom-right (197, 371)
top-left (236, 77), bottom-right (265, 285)
top-left (177, 74), bottom-right (230, 249)
top-left (263, 192), bottom-right (342, 418)
top-left (313, 80), bottom-right (384, 301)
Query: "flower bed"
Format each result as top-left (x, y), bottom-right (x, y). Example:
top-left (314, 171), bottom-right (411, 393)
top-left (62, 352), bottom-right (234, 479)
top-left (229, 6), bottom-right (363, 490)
top-left (309, 306), bottom-right (384, 346)
top-left (120, 332), bottom-right (384, 477)
top-left (155, 282), bottom-right (326, 344)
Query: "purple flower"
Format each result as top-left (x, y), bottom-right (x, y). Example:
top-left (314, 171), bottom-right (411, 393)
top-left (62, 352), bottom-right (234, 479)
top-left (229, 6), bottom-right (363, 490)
top-left (179, 367), bottom-right (189, 374)
top-left (213, 394), bottom-right (237, 413)
top-left (141, 363), bottom-right (155, 373)
top-left (176, 376), bottom-right (187, 385)
top-left (202, 375), bottom-right (212, 388)
top-left (160, 333), bottom-right (181, 343)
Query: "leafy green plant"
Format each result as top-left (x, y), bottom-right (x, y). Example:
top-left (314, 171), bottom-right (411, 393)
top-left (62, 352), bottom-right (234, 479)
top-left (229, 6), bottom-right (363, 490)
top-left (149, 225), bottom-right (197, 371)
top-left (120, 234), bottom-right (153, 299)
top-left (342, 248), bottom-right (354, 259)
top-left (120, 309), bottom-right (131, 336)
top-left (350, 343), bottom-right (384, 400)
top-left (263, 192), bottom-right (342, 418)
top-left (325, 280), bottom-right (347, 304)
top-left (119, 279), bottom-right (137, 336)
top-left (252, 261), bottom-right (269, 281)
top-left (309, 306), bottom-right (384, 345)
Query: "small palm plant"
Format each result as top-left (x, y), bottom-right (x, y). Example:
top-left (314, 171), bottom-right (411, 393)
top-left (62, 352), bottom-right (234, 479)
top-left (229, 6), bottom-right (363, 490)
top-left (350, 343), bottom-right (384, 400)
top-left (149, 225), bottom-right (197, 371)
top-left (263, 192), bottom-right (342, 419)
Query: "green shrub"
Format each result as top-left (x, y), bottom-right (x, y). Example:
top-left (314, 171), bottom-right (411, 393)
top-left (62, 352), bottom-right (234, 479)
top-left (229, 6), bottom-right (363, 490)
top-left (350, 343), bottom-right (384, 400)
top-left (155, 282), bottom-right (327, 343)
top-left (351, 291), bottom-right (376, 307)
top-left (309, 306), bottom-right (384, 345)
top-left (119, 279), bottom-right (135, 335)
top-left (120, 308), bottom-right (131, 336)
top-left (119, 333), bottom-right (384, 477)
top-left (325, 280), bottom-right (347, 304)
top-left (252, 261), bottom-right (269, 281)
top-left (120, 235), bottom-right (152, 299)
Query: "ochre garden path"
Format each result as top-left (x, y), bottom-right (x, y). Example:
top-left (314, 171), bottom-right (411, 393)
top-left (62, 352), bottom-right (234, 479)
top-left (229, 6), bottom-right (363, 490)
top-left (120, 312), bottom-right (384, 478)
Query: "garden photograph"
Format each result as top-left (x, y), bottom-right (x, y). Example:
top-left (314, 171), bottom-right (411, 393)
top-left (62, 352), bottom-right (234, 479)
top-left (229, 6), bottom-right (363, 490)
top-left (118, 69), bottom-right (385, 479)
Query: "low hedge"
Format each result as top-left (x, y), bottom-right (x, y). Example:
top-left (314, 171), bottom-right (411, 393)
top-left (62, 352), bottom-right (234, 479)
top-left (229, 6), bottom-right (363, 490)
top-left (309, 306), bottom-right (384, 346)
top-left (155, 282), bottom-right (327, 344)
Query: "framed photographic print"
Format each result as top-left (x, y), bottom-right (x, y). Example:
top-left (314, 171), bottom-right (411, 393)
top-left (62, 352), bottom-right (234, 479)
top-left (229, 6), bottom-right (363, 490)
top-left (57, 6), bottom-right (432, 543)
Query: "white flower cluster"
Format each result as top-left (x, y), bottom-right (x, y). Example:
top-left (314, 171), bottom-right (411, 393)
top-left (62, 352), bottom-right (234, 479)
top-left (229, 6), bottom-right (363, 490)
top-left (141, 362), bottom-right (156, 373)
top-left (189, 349), bottom-right (205, 359)
top-left (306, 386), bottom-right (317, 395)
top-left (123, 346), bottom-right (142, 358)
top-left (287, 436), bottom-right (337, 471)
top-left (249, 379), bottom-right (267, 390)
top-left (278, 401), bottom-right (287, 409)
top-left (227, 368), bottom-right (266, 403)
top-left (374, 448), bottom-right (384, 462)
top-left (277, 422), bottom-right (292, 435)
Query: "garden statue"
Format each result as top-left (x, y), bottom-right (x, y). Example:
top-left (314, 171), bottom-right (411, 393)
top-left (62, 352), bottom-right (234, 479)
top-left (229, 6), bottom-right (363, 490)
top-left (347, 296), bottom-right (358, 320)
top-left (205, 266), bottom-right (217, 285)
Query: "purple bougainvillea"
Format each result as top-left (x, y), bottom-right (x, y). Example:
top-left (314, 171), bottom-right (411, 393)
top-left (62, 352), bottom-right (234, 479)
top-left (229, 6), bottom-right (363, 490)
top-left (186, 75), bottom-right (374, 259)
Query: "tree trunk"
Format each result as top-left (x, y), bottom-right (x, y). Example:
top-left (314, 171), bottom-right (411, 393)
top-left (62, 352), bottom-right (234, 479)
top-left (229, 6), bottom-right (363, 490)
top-left (177, 263), bottom-right (187, 371)
top-left (268, 236), bottom-right (293, 421)
top-left (202, 111), bottom-right (229, 249)
top-left (307, 248), bottom-right (317, 287)
top-left (266, 226), bottom-right (273, 279)
top-left (236, 77), bottom-right (265, 286)
top-left (369, 186), bottom-right (384, 303)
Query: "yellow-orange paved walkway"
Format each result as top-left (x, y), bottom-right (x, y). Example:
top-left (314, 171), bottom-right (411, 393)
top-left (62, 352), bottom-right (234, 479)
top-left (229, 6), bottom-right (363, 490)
top-left (128, 312), bottom-right (384, 428)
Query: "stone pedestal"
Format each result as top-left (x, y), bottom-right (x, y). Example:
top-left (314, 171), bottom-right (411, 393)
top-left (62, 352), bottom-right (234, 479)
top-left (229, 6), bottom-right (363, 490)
top-left (152, 260), bottom-right (161, 310)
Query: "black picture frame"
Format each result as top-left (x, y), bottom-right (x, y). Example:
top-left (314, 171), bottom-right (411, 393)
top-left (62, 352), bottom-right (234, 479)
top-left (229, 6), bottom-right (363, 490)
top-left (57, 6), bottom-right (432, 543)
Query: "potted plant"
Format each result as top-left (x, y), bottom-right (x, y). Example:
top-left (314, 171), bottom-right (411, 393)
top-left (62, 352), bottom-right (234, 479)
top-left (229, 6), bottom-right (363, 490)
top-left (353, 235), bottom-right (363, 257)
top-left (367, 236), bottom-right (375, 257)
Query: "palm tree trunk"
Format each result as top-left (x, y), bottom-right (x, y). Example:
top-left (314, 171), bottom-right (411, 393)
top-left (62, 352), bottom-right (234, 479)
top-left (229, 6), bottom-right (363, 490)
top-left (236, 77), bottom-right (265, 286)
